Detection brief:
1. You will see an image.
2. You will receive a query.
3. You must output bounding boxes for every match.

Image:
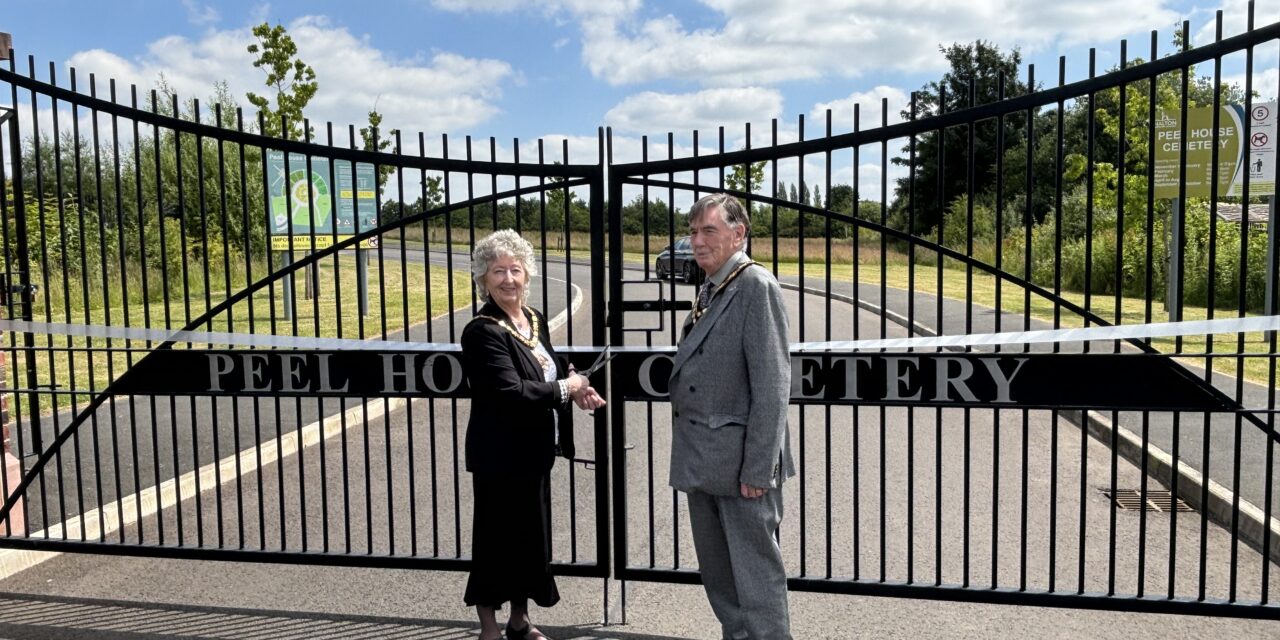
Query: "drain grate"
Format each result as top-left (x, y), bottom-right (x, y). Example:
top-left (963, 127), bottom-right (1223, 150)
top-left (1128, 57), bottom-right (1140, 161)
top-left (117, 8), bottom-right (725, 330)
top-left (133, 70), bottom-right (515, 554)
top-left (1100, 488), bottom-right (1194, 513)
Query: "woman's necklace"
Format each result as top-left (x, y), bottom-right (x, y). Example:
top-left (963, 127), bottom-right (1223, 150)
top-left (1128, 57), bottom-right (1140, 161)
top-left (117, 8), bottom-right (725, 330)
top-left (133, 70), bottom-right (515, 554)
top-left (479, 306), bottom-right (542, 351)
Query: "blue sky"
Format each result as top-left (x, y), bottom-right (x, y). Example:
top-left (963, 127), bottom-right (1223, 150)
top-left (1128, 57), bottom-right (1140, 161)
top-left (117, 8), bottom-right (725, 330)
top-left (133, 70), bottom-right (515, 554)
top-left (2, 0), bottom-right (1278, 197)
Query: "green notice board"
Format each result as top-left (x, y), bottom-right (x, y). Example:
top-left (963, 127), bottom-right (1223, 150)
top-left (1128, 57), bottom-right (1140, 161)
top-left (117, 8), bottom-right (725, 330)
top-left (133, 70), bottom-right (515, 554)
top-left (266, 151), bottom-right (379, 250)
top-left (1153, 101), bottom-right (1276, 198)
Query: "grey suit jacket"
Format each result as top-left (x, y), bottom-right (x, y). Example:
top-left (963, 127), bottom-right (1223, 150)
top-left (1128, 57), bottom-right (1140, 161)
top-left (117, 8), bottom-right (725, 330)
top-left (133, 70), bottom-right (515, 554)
top-left (668, 253), bottom-right (796, 496)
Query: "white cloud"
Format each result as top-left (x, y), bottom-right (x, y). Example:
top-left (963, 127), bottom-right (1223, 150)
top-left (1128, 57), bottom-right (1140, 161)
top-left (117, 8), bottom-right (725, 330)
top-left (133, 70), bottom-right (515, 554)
top-left (604, 87), bottom-right (784, 134)
top-left (578, 0), bottom-right (1179, 86)
top-left (63, 15), bottom-right (515, 139)
top-left (181, 0), bottom-right (220, 26)
top-left (432, 0), bottom-right (639, 19)
top-left (1194, 0), bottom-right (1280, 46)
top-left (811, 86), bottom-right (911, 133)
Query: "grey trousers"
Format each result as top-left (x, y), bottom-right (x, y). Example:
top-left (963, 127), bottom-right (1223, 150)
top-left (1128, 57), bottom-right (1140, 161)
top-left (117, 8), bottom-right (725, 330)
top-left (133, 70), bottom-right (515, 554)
top-left (686, 489), bottom-right (792, 640)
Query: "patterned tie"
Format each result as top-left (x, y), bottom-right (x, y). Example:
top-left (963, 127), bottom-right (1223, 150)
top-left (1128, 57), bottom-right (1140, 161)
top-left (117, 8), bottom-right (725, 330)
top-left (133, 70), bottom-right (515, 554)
top-left (696, 280), bottom-right (714, 313)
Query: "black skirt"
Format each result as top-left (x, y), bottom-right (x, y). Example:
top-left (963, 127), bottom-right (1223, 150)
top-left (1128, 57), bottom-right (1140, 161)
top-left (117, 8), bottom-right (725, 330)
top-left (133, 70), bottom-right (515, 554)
top-left (464, 470), bottom-right (560, 609)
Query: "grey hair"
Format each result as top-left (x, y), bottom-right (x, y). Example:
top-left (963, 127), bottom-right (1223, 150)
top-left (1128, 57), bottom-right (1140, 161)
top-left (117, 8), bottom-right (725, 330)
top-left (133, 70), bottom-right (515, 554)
top-left (471, 229), bottom-right (538, 304)
top-left (689, 193), bottom-right (750, 246)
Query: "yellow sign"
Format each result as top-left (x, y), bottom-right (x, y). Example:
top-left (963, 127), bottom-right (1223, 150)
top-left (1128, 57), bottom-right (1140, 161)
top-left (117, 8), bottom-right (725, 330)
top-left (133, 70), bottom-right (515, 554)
top-left (270, 235), bottom-right (378, 251)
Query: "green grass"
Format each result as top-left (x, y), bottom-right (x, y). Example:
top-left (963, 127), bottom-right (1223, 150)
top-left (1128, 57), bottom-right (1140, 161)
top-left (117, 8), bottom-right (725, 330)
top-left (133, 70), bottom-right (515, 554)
top-left (773, 258), bottom-right (1275, 385)
top-left (17, 256), bottom-right (472, 415)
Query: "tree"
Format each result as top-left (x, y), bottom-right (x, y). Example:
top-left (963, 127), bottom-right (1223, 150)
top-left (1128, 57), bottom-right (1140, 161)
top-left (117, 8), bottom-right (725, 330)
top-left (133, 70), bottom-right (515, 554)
top-left (359, 107), bottom-right (398, 194)
top-left (246, 23), bottom-right (318, 141)
top-left (891, 41), bottom-right (1032, 233)
top-left (725, 158), bottom-right (766, 195)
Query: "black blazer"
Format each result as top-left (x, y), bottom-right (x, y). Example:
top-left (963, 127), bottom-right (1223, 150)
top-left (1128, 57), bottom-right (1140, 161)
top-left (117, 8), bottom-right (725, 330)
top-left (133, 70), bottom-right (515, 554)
top-left (461, 302), bottom-right (575, 475)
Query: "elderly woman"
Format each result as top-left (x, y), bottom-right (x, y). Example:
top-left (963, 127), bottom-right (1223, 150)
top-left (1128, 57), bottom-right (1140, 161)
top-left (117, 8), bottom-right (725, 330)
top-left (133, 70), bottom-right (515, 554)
top-left (461, 229), bottom-right (605, 640)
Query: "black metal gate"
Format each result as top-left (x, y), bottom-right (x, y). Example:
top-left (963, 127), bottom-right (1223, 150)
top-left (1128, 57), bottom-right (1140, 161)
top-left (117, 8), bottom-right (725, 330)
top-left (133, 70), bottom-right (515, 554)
top-left (0, 59), bottom-right (610, 577)
top-left (603, 11), bottom-right (1280, 620)
top-left (0, 7), bottom-right (1278, 622)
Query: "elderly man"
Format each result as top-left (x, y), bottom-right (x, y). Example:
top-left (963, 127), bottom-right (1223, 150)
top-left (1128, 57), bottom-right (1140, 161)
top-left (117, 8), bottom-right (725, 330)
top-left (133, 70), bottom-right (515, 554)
top-left (668, 193), bottom-right (795, 639)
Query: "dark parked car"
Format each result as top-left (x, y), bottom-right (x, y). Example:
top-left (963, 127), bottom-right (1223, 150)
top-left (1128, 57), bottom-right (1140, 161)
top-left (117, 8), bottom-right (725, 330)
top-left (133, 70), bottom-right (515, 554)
top-left (654, 236), bottom-right (704, 283)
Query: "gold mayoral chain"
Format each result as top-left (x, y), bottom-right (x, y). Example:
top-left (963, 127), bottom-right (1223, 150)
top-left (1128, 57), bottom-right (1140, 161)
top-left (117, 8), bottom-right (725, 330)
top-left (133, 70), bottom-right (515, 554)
top-left (690, 261), bottom-right (760, 326)
top-left (479, 307), bottom-right (549, 368)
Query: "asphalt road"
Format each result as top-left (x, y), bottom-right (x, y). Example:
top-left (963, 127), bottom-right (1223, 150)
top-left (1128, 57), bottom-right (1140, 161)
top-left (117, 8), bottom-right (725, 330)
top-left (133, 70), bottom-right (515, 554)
top-left (2, 274), bottom-right (1278, 638)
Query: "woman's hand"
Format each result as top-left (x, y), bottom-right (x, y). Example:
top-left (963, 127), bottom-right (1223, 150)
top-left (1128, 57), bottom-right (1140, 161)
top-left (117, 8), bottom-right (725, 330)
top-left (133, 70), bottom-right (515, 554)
top-left (565, 372), bottom-right (589, 396)
top-left (572, 386), bottom-right (606, 411)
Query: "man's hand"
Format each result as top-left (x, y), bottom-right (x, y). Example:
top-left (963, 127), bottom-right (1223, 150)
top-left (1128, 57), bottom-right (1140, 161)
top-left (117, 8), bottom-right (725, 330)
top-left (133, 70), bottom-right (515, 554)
top-left (573, 386), bottom-right (606, 410)
top-left (740, 483), bottom-right (767, 499)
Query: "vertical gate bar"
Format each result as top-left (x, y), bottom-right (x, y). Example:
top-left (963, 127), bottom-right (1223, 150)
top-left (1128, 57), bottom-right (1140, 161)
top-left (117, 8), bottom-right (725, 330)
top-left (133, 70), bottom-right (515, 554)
top-left (771, 119), bottom-right (778, 277)
top-left (30, 57), bottom-right (53, 540)
top-left (904, 96), bottom-right (918, 586)
top-left (666, 130), bottom-right (679, 567)
top-left (169, 91), bottom-right (195, 549)
top-left (391, 130), bottom-right (410, 557)
top-left (374, 126), bottom-right (390, 556)
top-left (607, 127), bottom-right (629, 580)
top-left (638, 137), bottom-right (655, 569)
top-left (489, 137), bottom-right (498, 231)
top-left (718, 125), bottom-right (725, 193)
top-left (1138, 412), bottom-right (1150, 597)
top-left (1023, 65), bottom-right (1035, 343)
top-left (964, 78), bottom-right (975, 589)
top-left (1230, 3), bottom-right (1258, 603)
top-left (592, 127), bottom-right (609, 576)
top-left (538, 140), bottom-right (549, 320)
top-left (436, 132), bottom-right (452, 558)
top-left (851, 104), bottom-right (864, 583)
top-left (276, 114), bottom-right (294, 552)
top-left (562, 139), bottom-right (580, 563)
top-left (1175, 21), bottom-right (1191, 342)
top-left (231, 107), bottom-right (249, 550)
top-left (48, 62), bottom-right (74, 542)
top-left (796, 113), bottom-right (810, 578)
top-left (195, 98), bottom-right (217, 549)
top-left (129, 85), bottom-right (151, 544)
top-left (69, 66), bottom-right (95, 543)
top-left (1107, 406), bottom-right (1118, 597)
top-left (562, 138), bottom-right (574, 344)
top-left (1115, 43), bottom-right (1128, 338)
top-left (1199, 16), bottom-right (1228, 602)
top-left (514, 139), bottom-right (522, 235)
top-left (1084, 50), bottom-right (1096, 350)
top-left (444, 131), bottom-right (462, 558)
top-left (418, 131), bottom-right (435, 558)
top-left (214, 102), bottom-right (233, 549)
top-left (254, 112), bottom-right (271, 551)
top-left (297, 122), bottom-right (318, 554)
top-left (1049, 410), bottom-right (1059, 592)
top-left (934, 87), bottom-right (946, 588)
top-left (1053, 57), bottom-right (1065, 345)
top-left (908, 92), bottom-right (918, 339)
top-left (993, 73), bottom-right (1006, 591)
top-left (72, 70), bottom-right (103, 543)
top-left (417, 131), bottom-right (434, 558)
top-left (3, 54), bottom-right (33, 537)
top-left (852, 106), bottom-right (861, 342)
top-left (1108, 42), bottom-right (1128, 597)
top-left (824, 109), bottom-right (833, 580)
top-left (1266, 352), bottom-right (1277, 605)
top-left (1144, 32), bottom-right (1158, 336)
top-left (23, 59), bottom-right (47, 509)
top-left (1019, 70), bottom-right (1031, 591)
top-left (1078, 54), bottom-right (1095, 593)
top-left (90, 74), bottom-right (123, 544)
top-left (320, 122), bottom-right (339, 554)
top-left (175, 92), bottom-right (204, 549)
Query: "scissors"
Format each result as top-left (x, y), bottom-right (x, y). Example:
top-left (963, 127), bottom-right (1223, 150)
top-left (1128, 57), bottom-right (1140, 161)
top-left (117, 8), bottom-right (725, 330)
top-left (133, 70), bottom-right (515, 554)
top-left (577, 345), bottom-right (614, 378)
